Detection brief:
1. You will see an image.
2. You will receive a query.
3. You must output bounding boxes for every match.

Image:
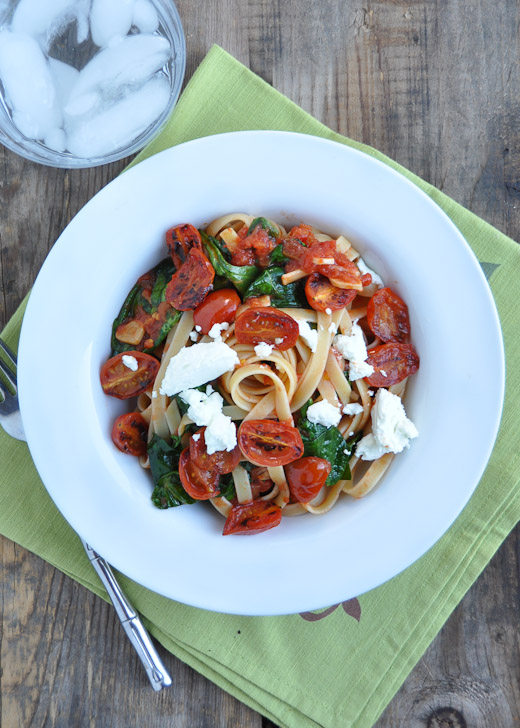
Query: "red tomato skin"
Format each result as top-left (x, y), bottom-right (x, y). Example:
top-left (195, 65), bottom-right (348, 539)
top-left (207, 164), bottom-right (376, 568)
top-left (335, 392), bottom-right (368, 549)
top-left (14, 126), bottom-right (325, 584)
top-left (234, 307), bottom-right (299, 350)
top-left (287, 224), bottom-right (317, 246)
top-left (166, 224), bottom-right (202, 269)
top-left (222, 500), bottom-right (282, 535)
top-left (111, 412), bottom-right (148, 456)
top-left (189, 428), bottom-right (241, 475)
top-left (238, 419), bottom-right (304, 467)
top-left (165, 247), bottom-right (215, 311)
top-left (179, 447), bottom-right (220, 500)
top-left (365, 342), bottom-right (420, 387)
top-left (305, 273), bottom-right (357, 312)
top-left (367, 287), bottom-right (411, 343)
top-left (100, 352), bottom-right (159, 399)
top-left (285, 456), bottom-right (332, 503)
top-left (193, 289), bottom-right (241, 334)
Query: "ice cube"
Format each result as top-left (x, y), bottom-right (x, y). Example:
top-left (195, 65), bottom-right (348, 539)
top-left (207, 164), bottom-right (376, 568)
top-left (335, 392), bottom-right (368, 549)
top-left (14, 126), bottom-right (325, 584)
top-left (65, 74), bottom-right (170, 157)
top-left (65, 33), bottom-right (170, 113)
top-left (48, 57), bottom-right (79, 106)
top-left (132, 0), bottom-right (159, 33)
top-left (44, 126), bottom-right (67, 151)
top-left (44, 1), bottom-right (92, 51)
top-left (90, 0), bottom-right (135, 48)
top-left (0, 30), bottom-right (61, 139)
top-left (10, 0), bottom-right (73, 37)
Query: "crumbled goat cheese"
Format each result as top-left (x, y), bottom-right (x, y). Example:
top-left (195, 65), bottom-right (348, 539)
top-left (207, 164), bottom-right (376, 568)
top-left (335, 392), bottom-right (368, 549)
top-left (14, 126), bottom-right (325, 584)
top-left (179, 387), bottom-right (237, 454)
top-left (254, 342), bottom-right (274, 357)
top-left (328, 321), bottom-right (338, 334)
top-left (192, 433), bottom-right (200, 442)
top-left (195, 325), bottom-right (202, 332)
top-left (306, 399), bottom-right (342, 427)
top-left (122, 354), bottom-right (138, 371)
top-left (380, 369), bottom-right (387, 377)
top-left (342, 402), bottom-right (364, 415)
top-left (325, 307), bottom-right (332, 315)
top-left (298, 319), bottom-right (318, 352)
top-left (189, 330), bottom-right (199, 342)
top-left (334, 323), bottom-right (375, 381)
top-left (274, 337), bottom-right (284, 345)
top-left (208, 321), bottom-right (230, 341)
top-left (159, 341), bottom-right (239, 396)
top-left (356, 257), bottom-right (384, 287)
top-left (356, 388), bottom-right (418, 461)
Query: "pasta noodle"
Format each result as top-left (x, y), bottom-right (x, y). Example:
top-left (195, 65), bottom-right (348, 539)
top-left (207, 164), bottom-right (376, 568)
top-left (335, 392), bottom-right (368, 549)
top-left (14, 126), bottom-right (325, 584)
top-left (100, 214), bottom-right (420, 535)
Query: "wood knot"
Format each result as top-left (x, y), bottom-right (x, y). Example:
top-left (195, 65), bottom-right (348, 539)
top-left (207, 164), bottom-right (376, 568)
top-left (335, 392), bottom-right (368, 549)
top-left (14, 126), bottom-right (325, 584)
top-left (426, 707), bottom-right (467, 728)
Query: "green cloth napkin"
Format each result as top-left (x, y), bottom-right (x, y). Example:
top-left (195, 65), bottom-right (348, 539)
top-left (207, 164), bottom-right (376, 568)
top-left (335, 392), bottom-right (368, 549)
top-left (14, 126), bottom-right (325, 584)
top-left (1, 46), bottom-right (519, 728)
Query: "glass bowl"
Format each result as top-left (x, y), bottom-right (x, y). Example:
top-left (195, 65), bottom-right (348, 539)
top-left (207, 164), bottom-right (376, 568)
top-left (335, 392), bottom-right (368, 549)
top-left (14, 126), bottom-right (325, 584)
top-left (0, 0), bottom-right (186, 168)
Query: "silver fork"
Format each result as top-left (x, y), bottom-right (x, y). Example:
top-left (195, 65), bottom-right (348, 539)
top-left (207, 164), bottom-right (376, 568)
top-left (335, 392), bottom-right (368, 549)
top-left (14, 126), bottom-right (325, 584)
top-left (0, 337), bottom-right (172, 691)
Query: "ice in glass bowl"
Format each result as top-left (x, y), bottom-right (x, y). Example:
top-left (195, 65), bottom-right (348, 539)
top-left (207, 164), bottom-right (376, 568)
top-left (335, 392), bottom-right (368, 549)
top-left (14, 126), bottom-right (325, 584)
top-left (0, 0), bottom-right (186, 167)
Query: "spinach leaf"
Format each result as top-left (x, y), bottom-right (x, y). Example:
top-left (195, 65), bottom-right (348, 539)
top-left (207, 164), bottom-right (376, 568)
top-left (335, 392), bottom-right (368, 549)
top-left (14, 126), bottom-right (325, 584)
top-left (243, 266), bottom-right (307, 307)
top-left (269, 243), bottom-right (289, 265)
top-left (201, 232), bottom-right (259, 294)
top-left (111, 258), bottom-right (180, 356)
top-left (218, 472), bottom-right (236, 502)
top-left (248, 216), bottom-right (280, 240)
top-left (297, 401), bottom-right (359, 485)
top-left (148, 434), bottom-right (195, 508)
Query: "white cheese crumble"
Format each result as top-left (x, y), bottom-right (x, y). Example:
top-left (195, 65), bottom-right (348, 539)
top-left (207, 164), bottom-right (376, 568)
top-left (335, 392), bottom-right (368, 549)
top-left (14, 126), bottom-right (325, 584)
top-left (356, 388), bottom-right (418, 461)
top-left (192, 433), bottom-right (200, 442)
top-left (306, 399), bottom-right (342, 427)
top-left (356, 257), bottom-right (384, 287)
top-left (254, 341), bottom-right (274, 357)
top-left (159, 341), bottom-right (239, 397)
top-left (208, 321), bottom-right (230, 341)
top-left (380, 369), bottom-right (387, 377)
top-left (121, 354), bottom-right (138, 371)
top-left (179, 386), bottom-right (237, 454)
top-left (274, 337), bottom-right (284, 345)
top-left (328, 321), bottom-right (338, 335)
top-left (325, 307), bottom-right (332, 315)
top-left (298, 319), bottom-right (318, 353)
top-left (151, 390), bottom-right (158, 398)
top-left (195, 325), bottom-right (202, 332)
top-left (189, 331), bottom-right (199, 342)
top-left (334, 323), bottom-right (374, 381)
top-left (342, 402), bottom-right (364, 415)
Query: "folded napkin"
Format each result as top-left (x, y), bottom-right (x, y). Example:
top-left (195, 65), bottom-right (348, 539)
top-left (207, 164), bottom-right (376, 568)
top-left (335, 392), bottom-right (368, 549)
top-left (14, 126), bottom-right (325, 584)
top-left (1, 46), bottom-right (519, 728)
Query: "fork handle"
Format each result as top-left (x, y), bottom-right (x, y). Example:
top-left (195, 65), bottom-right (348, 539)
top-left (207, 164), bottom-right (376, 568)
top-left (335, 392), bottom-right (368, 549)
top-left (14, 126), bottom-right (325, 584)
top-left (81, 539), bottom-right (172, 691)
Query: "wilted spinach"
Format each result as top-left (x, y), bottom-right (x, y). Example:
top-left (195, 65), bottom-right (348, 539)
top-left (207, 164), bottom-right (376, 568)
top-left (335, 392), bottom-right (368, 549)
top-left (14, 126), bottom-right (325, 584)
top-left (243, 266), bottom-right (307, 307)
top-left (148, 434), bottom-right (196, 508)
top-left (201, 232), bottom-right (259, 294)
top-left (297, 401), bottom-right (360, 485)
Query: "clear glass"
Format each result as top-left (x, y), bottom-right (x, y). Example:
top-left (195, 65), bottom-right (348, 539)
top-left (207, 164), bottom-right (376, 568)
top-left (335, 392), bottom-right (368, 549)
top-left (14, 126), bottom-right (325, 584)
top-left (0, 0), bottom-right (186, 168)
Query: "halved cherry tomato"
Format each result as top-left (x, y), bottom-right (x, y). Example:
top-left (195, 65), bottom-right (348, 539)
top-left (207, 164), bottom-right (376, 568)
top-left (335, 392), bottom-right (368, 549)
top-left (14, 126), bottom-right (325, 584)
top-left (365, 342), bottom-right (419, 387)
top-left (189, 428), bottom-right (241, 475)
top-left (193, 289), bottom-right (241, 334)
top-left (100, 352), bottom-right (159, 399)
top-left (222, 500), bottom-right (282, 535)
top-left (166, 224), bottom-right (202, 270)
top-left (234, 307), bottom-right (299, 350)
top-left (318, 254), bottom-right (363, 290)
top-left (179, 446), bottom-right (220, 500)
top-left (367, 287), bottom-right (410, 343)
top-left (238, 419), bottom-right (304, 467)
top-left (305, 273), bottom-right (357, 312)
top-left (165, 247), bottom-right (215, 310)
top-left (239, 226), bottom-right (276, 267)
top-left (111, 412), bottom-right (148, 456)
top-left (285, 456), bottom-right (331, 503)
top-left (249, 467), bottom-right (275, 499)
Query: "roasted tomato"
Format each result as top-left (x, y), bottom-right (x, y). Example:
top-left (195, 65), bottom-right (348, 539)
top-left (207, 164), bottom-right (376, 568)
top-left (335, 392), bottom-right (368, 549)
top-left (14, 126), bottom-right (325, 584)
top-left (249, 467), bottom-right (275, 499)
top-left (193, 288), bottom-right (241, 334)
top-left (238, 419), bottom-right (304, 467)
top-left (367, 287), bottom-right (411, 343)
top-left (189, 428), bottom-right (241, 475)
top-left (179, 447), bottom-right (220, 500)
top-left (111, 412), bottom-right (148, 456)
top-left (287, 223), bottom-right (317, 246)
top-left (285, 456), bottom-right (332, 503)
top-left (165, 247), bottom-right (215, 310)
top-left (100, 352), bottom-right (159, 399)
top-left (222, 500), bottom-right (282, 535)
top-left (305, 273), bottom-right (357, 312)
top-left (166, 224), bottom-right (202, 269)
top-left (319, 257), bottom-right (363, 290)
top-left (365, 342), bottom-right (420, 387)
top-left (234, 307), bottom-right (299, 350)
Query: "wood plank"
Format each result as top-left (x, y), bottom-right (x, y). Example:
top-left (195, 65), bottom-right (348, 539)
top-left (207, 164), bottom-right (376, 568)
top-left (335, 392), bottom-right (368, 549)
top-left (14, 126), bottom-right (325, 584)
top-left (0, 0), bottom-right (518, 726)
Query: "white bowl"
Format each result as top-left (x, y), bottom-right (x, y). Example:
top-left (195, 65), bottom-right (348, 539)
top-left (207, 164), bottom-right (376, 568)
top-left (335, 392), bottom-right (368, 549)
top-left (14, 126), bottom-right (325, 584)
top-left (18, 131), bottom-right (505, 614)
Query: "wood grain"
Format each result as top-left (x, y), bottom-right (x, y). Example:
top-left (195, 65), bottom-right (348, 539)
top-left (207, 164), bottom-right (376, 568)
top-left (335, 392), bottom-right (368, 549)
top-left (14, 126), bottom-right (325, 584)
top-left (0, 1), bottom-right (518, 726)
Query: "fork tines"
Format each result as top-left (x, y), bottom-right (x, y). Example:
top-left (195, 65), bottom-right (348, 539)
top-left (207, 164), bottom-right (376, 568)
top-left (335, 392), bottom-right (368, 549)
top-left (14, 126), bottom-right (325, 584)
top-left (0, 339), bottom-right (17, 395)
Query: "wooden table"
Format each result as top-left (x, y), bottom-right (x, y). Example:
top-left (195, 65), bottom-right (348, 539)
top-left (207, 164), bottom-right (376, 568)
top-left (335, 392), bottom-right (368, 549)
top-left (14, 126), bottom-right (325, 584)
top-left (1, 1), bottom-right (518, 726)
